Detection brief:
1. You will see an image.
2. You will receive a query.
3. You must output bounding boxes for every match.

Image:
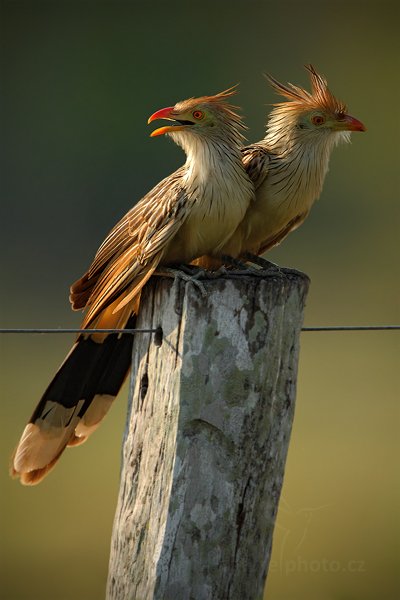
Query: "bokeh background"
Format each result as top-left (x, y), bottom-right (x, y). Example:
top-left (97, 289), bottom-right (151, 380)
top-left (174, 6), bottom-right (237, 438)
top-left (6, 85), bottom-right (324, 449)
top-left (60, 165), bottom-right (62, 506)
top-left (1, 1), bottom-right (399, 599)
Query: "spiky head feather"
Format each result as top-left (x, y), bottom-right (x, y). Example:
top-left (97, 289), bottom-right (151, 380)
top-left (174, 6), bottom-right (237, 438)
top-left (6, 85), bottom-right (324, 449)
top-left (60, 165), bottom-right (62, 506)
top-left (266, 64), bottom-right (347, 116)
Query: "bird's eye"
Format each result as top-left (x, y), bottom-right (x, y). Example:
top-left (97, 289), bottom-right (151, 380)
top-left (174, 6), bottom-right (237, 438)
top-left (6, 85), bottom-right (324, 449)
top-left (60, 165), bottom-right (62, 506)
top-left (311, 115), bottom-right (325, 126)
top-left (192, 110), bottom-right (204, 120)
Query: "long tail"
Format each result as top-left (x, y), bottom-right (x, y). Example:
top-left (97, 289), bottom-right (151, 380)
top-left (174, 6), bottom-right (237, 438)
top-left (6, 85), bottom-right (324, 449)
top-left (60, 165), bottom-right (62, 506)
top-left (10, 314), bottom-right (136, 485)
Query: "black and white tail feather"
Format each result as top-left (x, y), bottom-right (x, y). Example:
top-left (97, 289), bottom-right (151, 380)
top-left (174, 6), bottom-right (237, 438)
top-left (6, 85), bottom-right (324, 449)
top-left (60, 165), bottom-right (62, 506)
top-left (11, 317), bottom-right (135, 485)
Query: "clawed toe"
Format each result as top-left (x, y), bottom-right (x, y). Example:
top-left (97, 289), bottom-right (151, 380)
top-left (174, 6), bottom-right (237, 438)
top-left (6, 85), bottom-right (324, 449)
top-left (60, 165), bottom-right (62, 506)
top-left (154, 266), bottom-right (208, 296)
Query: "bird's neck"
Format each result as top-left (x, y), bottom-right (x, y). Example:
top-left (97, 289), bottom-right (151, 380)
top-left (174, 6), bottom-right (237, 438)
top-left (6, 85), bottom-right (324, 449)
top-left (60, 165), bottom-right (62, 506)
top-left (173, 132), bottom-right (248, 197)
top-left (166, 129), bottom-right (253, 260)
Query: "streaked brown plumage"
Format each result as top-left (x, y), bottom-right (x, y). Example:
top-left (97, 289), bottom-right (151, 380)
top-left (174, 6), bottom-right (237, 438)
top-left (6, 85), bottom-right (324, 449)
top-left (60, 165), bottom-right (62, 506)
top-left (195, 65), bottom-right (366, 268)
top-left (11, 89), bottom-right (254, 485)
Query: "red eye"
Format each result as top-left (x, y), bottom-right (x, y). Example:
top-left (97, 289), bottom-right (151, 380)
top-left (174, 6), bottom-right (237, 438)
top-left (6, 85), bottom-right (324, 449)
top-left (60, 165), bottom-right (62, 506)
top-left (312, 115), bottom-right (325, 126)
top-left (192, 110), bottom-right (204, 120)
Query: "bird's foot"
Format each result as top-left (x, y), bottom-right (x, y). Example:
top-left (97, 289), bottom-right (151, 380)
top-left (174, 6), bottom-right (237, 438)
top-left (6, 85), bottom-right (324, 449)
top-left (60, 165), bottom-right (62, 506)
top-left (218, 254), bottom-right (265, 276)
top-left (219, 254), bottom-right (279, 277)
top-left (155, 266), bottom-right (208, 297)
top-left (220, 255), bottom-right (249, 270)
top-left (242, 253), bottom-right (302, 278)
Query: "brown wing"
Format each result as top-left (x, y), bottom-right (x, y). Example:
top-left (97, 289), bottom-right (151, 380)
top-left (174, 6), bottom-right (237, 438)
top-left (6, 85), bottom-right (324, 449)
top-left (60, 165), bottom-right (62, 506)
top-left (241, 144), bottom-right (270, 190)
top-left (70, 166), bottom-right (190, 327)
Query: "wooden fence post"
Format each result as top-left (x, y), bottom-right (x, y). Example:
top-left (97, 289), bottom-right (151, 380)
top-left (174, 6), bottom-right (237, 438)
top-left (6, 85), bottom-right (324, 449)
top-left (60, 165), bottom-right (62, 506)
top-left (106, 270), bottom-right (309, 600)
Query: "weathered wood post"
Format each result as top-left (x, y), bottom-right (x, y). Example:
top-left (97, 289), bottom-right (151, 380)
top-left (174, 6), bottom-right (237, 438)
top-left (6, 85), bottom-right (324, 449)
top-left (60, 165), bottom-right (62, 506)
top-left (107, 269), bottom-right (309, 600)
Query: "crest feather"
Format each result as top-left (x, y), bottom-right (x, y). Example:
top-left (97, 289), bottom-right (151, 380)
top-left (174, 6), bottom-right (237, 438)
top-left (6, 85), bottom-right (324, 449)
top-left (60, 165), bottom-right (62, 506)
top-left (265, 65), bottom-right (347, 115)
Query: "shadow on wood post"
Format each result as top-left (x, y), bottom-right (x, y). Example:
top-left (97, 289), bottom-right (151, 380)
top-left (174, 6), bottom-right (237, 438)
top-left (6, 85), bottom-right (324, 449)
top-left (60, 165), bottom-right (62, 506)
top-left (107, 270), bottom-right (310, 600)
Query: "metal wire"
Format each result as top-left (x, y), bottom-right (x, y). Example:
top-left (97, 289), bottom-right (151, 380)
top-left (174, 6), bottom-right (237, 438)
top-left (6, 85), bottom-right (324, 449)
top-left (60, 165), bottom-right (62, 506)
top-left (0, 328), bottom-right (157, 334)
top-left (0, 326), bottom-right (399, 334)
top-left (301, 325), bottom-right (400, 332)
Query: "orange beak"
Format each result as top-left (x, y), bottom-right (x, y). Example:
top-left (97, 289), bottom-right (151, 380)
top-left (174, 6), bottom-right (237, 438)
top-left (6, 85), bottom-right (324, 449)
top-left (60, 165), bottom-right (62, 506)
top-left (337, 114), bottom-right (366, 132)
top-left (148, 106), bottom-right (189, 137)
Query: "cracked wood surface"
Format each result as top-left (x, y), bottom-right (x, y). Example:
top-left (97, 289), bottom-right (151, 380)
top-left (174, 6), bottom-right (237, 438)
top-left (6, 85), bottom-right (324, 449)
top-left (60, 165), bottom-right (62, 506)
top-left (106, 270), bottom-right (309, 600)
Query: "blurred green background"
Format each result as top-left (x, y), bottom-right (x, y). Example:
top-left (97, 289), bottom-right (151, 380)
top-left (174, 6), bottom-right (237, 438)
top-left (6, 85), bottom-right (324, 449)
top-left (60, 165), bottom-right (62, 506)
top-left (1, 1), bottom-right (399, 599)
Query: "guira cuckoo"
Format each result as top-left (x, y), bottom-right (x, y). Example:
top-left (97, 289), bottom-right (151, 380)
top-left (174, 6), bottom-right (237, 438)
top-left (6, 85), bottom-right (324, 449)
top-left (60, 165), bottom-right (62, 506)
top-left (195, 65), bottom-right (366, 267)
top-left (11, 89), bottom-right (254, 485)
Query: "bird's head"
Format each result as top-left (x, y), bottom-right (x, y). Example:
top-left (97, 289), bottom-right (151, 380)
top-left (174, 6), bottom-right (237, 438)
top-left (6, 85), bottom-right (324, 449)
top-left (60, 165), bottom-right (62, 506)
top-left (265, 65), bottom-right (366, 148)
top-left (148, 88), bottom-right (246, 152)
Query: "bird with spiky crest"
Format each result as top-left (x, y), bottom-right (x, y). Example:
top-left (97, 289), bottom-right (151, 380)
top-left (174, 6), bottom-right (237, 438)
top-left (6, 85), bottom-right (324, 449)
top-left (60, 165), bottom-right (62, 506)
top-left (11, 88), bottom-right (254, 485)
top-left (196, 65), bottom-right (366, 264)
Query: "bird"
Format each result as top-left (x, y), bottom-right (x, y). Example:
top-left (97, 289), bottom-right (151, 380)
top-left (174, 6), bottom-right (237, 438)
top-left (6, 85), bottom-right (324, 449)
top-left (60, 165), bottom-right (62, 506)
top-left (194, 64), bottom-right (366, 267)
top-left (11, 88), bottom-right (254, 485)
